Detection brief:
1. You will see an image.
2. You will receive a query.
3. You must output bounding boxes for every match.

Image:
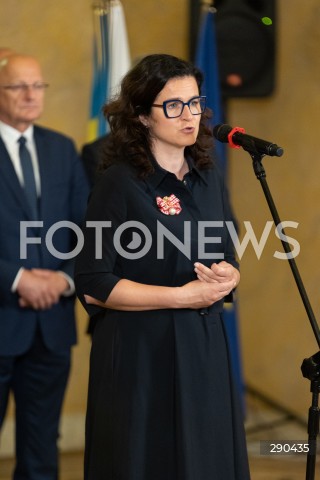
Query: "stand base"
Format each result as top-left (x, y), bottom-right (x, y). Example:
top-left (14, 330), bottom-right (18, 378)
top-left (245, 383), bottom-right (306, 435)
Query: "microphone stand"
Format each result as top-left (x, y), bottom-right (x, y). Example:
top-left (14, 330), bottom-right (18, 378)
top-left (247, 150), bottom-right (320, 480)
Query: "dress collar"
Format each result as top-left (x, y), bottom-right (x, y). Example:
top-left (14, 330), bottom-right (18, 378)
top-left (145, 153), bottom-right (209, 190)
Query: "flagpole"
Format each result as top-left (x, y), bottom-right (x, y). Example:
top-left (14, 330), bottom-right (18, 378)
top-left (201, 0), bottom-right (217, 12)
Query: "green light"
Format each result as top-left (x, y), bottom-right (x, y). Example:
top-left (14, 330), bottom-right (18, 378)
top-left (261, 16), bottom-right (273, 26)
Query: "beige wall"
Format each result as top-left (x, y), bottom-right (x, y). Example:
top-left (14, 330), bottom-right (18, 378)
top-left (0, 0), bottom-right (319, 453)
top-left (228, 0), bottom-right (320, 417)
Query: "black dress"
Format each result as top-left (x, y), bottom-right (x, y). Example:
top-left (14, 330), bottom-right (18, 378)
top-left (75, 157), bottom-right (250, 480)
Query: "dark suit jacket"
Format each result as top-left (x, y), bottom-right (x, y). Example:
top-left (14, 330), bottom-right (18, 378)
top-left (81, 134), bottom-right (109, 187)
top-left (0, 125), bottom-right (89, 355)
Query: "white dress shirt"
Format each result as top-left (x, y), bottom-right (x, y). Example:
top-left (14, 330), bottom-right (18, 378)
top-left (0, 121), bottom-right (41, 195)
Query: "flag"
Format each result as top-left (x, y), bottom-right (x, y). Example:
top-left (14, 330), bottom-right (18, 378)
top-left (194, 5), bottom-right (245, 406)
top-left (87, 0), bottom-right (131, 142)
top-left (194, 4), bottom-right (227, 173)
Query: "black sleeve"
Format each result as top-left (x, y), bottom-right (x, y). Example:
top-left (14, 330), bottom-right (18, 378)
top-left (75, 166), bottom-right (127, 316)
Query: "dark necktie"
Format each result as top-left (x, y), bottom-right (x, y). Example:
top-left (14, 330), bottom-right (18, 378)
top-left (18, 136), bottom-right (38, 219)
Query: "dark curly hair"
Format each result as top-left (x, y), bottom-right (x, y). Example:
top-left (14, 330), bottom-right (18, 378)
top-left (100, 53), bottom-right (214, 176)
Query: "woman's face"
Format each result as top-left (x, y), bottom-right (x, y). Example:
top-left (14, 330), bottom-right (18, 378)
top-left (140, 75), bottom-right (202, 154)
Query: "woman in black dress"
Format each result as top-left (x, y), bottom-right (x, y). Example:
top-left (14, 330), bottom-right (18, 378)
top-left (75, 53), bottom-right (250, 480)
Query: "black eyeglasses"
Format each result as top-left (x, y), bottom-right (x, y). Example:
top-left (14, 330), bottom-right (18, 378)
top-left (152, 95), bottom-right (206, 118)
top-left (0, 83), bottom-right (49, 93)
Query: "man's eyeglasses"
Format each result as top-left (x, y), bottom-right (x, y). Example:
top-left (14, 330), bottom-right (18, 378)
top-left (0, 83), bottom-right (49, 93)
top-left (152, 96), bottom-right (206, 118)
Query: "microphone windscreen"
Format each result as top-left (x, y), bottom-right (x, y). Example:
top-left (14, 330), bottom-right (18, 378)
top-left (213, 124), bottom-right (232, 142)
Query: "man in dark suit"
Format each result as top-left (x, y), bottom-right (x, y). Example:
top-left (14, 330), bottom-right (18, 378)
top-left (0, 53), bottom-right (89, 479)
top-left (81, 134), bottom-right (109, 187)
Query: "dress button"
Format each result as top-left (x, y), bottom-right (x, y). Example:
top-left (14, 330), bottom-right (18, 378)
top-left (183, 179), bottom-right (187, 185)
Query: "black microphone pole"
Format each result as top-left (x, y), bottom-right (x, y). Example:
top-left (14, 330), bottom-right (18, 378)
top-left (218, 134), bottom-right (320, 480)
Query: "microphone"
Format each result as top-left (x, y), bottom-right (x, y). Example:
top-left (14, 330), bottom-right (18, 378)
top-left (213, 123), bottom-right (284, 157)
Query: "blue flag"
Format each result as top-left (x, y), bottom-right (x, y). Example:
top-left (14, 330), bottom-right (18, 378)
top-left (194, 6), bottom-right (227, 173)
top-left (194, 6), bottom-right (245, 406)
top-left (88, 0), bottom-right (131, 142)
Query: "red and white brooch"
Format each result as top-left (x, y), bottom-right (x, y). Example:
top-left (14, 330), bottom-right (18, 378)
top-left (156, 194), bottom-right (182, 215)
